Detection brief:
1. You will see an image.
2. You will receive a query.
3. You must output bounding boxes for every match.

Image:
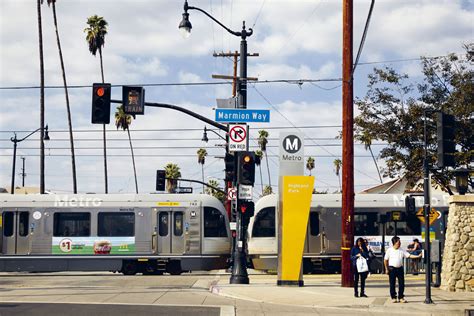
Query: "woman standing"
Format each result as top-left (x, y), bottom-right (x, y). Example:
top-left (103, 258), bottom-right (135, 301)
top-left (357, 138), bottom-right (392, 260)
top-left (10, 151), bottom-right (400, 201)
top-left (351, 237), bottom-right (370, 297)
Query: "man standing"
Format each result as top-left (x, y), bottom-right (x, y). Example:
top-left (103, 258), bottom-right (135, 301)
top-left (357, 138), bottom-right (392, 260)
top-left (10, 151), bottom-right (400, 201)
top-left (384, 236), bottom-right (422, 303)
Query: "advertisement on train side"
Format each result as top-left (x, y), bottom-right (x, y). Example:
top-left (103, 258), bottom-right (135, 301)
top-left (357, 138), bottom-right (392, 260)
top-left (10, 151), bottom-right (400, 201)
top-left (356, 235), bottom-right (423, 254)
top-left (52, 237), bottom-right (135, 254)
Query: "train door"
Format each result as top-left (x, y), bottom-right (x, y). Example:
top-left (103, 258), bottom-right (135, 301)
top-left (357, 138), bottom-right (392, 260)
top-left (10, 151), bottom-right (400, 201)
top-left (157, 209), bottom-right (185, 254)
top-left (2, 210), bottom-right (30, 255)
top-left (305, 211), bottom-right (325, 254)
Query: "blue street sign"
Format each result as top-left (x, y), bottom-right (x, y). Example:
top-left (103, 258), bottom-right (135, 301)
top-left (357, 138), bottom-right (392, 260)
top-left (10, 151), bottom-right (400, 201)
top-left (215, 109), bottom-right (270, 123)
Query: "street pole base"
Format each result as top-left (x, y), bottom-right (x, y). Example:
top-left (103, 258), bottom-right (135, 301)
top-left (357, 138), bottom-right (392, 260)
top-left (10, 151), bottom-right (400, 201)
top-left (230, 275), bottom-right (249, 284)
top-left (424, 298), bottom-right (434, 304)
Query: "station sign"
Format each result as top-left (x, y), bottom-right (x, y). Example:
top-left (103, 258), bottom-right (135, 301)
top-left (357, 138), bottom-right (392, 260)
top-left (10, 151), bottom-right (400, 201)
top-left (215, 109), bottom-right (270, 123)
top-left (228, 124), bottom-right (248, 152)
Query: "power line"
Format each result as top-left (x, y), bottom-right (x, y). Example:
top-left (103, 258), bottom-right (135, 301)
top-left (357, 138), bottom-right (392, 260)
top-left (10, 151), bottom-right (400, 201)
top-left (0, 154), bottom-right (376, 158)
top-left (0, 78), bottom-right (342, 91)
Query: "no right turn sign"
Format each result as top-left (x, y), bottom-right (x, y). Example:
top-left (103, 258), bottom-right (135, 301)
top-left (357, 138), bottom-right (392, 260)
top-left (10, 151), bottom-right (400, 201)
top-left (228, 124), bottom-right (248, 152)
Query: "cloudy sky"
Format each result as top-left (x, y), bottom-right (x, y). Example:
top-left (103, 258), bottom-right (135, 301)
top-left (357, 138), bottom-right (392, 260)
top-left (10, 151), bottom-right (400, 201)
top-left (0, 0), bottom-right (472, 195)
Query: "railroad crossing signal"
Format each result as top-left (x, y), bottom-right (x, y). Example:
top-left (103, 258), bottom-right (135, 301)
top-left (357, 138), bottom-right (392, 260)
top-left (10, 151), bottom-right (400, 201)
top-left (416, 207), bottom-right (441, 225)
top-left (123, 86), bottom-right (145, 115)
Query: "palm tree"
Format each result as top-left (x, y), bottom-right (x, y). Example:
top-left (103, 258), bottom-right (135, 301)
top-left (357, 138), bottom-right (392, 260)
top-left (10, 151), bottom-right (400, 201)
top-left (164, 163), bottom-right (181, 193)
top-left (205, 179), bottom-right (225, 203)
top-left (258, 130), bottom-right (271, 189)
top-left (306, 157), bottom-right (315, 176)
top-left (44, 0), bottom-right (77, 193)
top-left (37, 0), bottom-right (46, 194)
top-left (197, 148), bottom-right (207, 193)
top-left (357, 130), bottom-right (383, 183)
top-left (255, 150), bottom-right (264, 195)
top-left (115, 105), bottom-right (138, 193)
top-left (85, 15), bottom-right (108, 193)
top-left (333, 159), bottom-right (342, 192)
top-left (263, 185), bottom-right (273, 196)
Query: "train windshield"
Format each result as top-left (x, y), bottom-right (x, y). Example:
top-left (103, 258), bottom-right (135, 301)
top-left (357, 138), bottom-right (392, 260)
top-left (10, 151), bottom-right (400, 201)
top-left (252, 207), bottom-right (275, 238)
top-left (204, 207), bottom-right (227, 237)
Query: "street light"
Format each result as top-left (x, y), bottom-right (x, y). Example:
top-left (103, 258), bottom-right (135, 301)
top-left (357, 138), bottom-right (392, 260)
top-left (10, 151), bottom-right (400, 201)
top-left (202, 126), bottom-right (226, 143)
top-left (180, 0), bottom-right (254, 285)
top-left (455, 169), bottom-right (470, 195)
top-left (11, 125), bottom-right (49, 194)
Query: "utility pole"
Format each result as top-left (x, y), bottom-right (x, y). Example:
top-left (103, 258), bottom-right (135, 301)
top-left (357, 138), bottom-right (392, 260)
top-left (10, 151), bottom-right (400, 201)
top-left (21, 157), bottom-right (26, 187)
top-left (341, 0), bottom-right (354, 288)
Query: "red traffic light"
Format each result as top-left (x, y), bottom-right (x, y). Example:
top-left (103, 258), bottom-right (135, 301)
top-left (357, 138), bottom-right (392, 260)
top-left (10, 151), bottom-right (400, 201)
top-left (96, 87), bottom-right (105, 97)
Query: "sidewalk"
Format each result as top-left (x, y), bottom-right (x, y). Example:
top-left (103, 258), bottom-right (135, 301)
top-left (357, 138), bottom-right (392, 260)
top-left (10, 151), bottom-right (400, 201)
top-left (211, 274), bottom-right (474, 315)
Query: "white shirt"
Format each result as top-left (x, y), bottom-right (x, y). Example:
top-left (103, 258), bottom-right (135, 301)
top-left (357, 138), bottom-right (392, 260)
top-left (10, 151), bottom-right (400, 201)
top-left (384, 247), bottom-right (410, 268)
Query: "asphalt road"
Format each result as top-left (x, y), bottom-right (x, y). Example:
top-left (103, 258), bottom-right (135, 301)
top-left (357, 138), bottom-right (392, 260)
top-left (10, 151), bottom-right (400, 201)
top-left (0, 302), bottom-right (220, 316)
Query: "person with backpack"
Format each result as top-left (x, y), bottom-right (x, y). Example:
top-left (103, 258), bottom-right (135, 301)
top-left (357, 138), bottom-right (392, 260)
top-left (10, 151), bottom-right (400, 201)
top-left (351, 237), bottom-right (370, 298)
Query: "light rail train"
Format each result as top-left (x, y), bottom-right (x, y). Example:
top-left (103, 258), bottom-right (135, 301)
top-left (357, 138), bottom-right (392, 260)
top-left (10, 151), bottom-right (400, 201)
top-left (247, 193), bottom-right (449, 273)
top-left (0, 194), bottom-right (231, 275)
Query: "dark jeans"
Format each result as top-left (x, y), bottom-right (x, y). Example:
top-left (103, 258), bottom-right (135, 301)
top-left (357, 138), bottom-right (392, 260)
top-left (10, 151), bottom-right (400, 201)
top-left (388, 266), bottom-right (405, 299)
top-left (354, 271), bottom-right (368, 295)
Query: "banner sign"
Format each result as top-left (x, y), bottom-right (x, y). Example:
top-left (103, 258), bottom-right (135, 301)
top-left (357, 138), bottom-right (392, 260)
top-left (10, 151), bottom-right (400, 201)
top-left (52, 237), bottom-right (135, 255)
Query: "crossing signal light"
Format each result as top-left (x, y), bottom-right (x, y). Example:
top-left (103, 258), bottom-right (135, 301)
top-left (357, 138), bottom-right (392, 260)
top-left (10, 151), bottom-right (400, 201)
top-left (91, 83), bottom-right (111, 124)
top-left (436, 112), bottom-right (456, 168)
top-left (156, 170), bottom-right (166, 191)
top-left (237, 151), bottom-right (255, 185)
top-left (239, 200), bottom-right (255, 217)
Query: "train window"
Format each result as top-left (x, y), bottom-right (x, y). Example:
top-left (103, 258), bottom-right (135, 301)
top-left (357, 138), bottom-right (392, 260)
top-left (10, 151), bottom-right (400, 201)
top-left (3, 212), bottom-right (14, 237)
top-left (54, 213), bottom-right (91, 237)
top-left (158, 212), bottom-right (169, 237)
top-left (174, 212), bottom-right (183, 236)
top-left (355, 212), bottom-right (379, 235)
top-left (204, 207), bottom-right (227, 238)
top-left (98, 212), bottom-right (134, 237)
top-left (252, 207), bottom-right (275, 238)
top-left (386, 213), bottom-right (421, 235)
top-left (19, 212), bottom-right (29, 237)
top-left (309, 212), bottom-right (320, 236)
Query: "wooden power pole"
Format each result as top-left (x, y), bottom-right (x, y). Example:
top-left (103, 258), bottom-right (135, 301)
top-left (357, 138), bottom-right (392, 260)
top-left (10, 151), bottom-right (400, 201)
top-left (341, 0), bottom-right (354, 288)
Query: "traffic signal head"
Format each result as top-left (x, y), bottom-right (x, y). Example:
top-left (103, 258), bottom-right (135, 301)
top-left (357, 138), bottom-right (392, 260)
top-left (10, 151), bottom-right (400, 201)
top-left (436, 112), bottom-right (456, 168)
top-left (225, 153), bottom-right (236, 182)
top-left (405, 196), bottom-right (416, 214)
top-left (156, 170), bottom-right (166, 191)
top-left (239, 200), bottom-right (254, 218)
top-left (237, 151), bottom-right (255, 185)
top-left (91, 83), bottom-right (111, 124)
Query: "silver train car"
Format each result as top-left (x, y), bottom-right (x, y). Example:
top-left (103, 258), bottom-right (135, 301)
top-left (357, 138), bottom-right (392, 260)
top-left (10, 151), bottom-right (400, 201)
top-left (247, 193), bottom-right (449, 273)
top-left (0, 194), bottom-right (231, 275)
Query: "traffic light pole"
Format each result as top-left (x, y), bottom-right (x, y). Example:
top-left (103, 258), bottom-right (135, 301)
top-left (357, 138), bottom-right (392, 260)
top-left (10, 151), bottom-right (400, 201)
top-left (423, 110), bottom-right (433, 304)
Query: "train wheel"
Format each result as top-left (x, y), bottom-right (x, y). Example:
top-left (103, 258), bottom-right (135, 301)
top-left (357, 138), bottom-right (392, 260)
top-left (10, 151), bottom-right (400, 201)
top-left (143, 262), bottom-right (158, 275)
top-left (166, 261), bottom-right (182, 275)
top-left (121, 261), bottom-right (138, 275)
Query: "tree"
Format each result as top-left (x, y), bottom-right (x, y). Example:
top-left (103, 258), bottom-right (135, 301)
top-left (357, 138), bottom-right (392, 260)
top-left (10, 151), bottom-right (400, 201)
top-left (333, 159), bottom-right (342, 192)
top-left (205, 179), bottom-right (226, 203)
top-left (164, 163), bottom-right (181, 193)
top-left (255, 150), bottom-right (264, 195)
top-left (197, 148), bottom-right (207, 193)
top-left (258, 130), bottom-right (272, 189)
top-left (355, 130), bottom-right (382, 184)
top-left (85, 15), bottom-right (109, 193)
top-left (44, 0), bottom-right (77, 193)
top-left (306, 157), bottom-right (315, 176)
top-left (37, 0), bottom-right (46, 194)
top-left (263, 185), bottom-right (273, 196)
top-left (355, 46), bottom-right (473, 194)
top-left (114, 105), bottom-right (138, 193)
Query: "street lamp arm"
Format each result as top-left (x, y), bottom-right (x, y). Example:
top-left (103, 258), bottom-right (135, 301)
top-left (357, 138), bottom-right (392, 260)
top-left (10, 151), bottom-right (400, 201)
top-left (205, 126), bottom-right (227, 141)
top-left (187, 5), bottom-right (241, 37)
top-left (17, 127), bottom-right (43, 142)
top-left (167, 177), bottom-right (226, 195)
